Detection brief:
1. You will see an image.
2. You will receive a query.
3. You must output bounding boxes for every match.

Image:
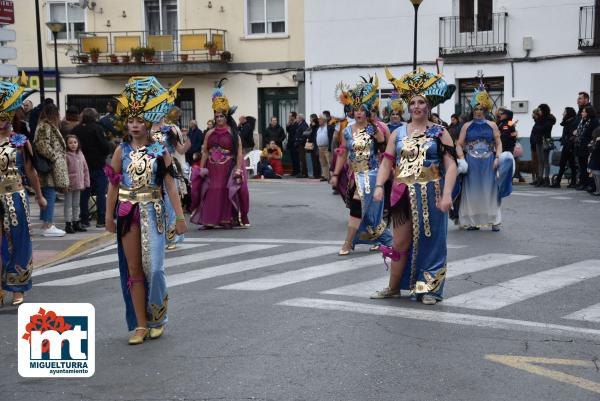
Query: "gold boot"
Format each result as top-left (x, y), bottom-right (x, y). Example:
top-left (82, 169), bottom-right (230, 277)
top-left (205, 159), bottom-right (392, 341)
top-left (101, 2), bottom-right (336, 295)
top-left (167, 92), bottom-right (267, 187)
top-left (338, 241), bottom-right (354, 256)
top-left (128, 327), bottom-right (149, 345)
top-left (149, 325), bottom-right (165, 339)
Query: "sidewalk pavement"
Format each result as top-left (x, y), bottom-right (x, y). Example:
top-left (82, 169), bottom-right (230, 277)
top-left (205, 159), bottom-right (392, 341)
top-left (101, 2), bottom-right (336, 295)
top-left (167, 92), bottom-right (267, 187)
top-left (28, 196), bottom-right (115, 269)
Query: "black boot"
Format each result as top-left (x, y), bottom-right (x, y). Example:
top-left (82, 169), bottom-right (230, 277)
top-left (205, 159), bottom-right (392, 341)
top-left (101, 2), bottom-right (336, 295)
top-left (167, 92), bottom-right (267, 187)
top-left (73, 221), bottom-right (87, 232)
top-left (65, 222), bottom-right (75, 234)
top-left (542, 177), bottom-right (550, 187)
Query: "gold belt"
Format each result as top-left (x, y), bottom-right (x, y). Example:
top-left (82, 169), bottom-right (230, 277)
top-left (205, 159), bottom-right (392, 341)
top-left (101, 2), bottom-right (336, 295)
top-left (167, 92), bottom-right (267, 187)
top-left (118, 187), bottom-right (162, 203)
top-left (0, 179), bottom-right (24, 195)
top-left (395, 164), bottom-right (441, 185)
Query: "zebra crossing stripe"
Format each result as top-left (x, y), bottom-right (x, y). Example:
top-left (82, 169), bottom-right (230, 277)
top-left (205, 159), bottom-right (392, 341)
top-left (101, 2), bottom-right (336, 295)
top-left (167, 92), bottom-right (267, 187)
top-left (167, 246), bottom-right (339, 288)
top-left (278, 298), bottom-right (600, 341)
top-left (321, 253), bottom-right (536, 298)
top-left (444, 260), bottom-right (600, 310)
top-left (563, 303), bottom-right (600, 323)
top-left (35, 243), bottom-right (208, 277)
top-left (218, 254), bottom-right (382, 291)
top-left (37, 244), bottom-right (277, 286)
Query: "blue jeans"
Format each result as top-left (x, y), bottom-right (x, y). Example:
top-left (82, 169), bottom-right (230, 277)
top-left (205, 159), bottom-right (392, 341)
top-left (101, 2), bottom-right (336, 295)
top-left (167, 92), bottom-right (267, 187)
top-left (80, 169), bottom-right (108, 224)
top-left (40, 187), bottom-right (56, 224)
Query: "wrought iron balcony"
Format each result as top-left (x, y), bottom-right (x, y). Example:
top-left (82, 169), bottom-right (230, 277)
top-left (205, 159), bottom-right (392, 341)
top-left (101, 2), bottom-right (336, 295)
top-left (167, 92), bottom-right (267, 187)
top-left (579, 6), bottom-right (600, 50)
top-left (439, 12), bottom-right (508, 57)
top-left (71, 29), bottom-right (231, 73)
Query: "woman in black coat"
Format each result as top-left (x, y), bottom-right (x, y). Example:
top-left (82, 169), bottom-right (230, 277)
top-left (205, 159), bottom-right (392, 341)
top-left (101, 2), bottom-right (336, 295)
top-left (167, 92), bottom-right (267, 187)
top-left (551, 107), bottom-right (578, 188)
top-left (575, 105), bottom-right (599, 190)
top-left (530, 104), bottom-right (556, 187)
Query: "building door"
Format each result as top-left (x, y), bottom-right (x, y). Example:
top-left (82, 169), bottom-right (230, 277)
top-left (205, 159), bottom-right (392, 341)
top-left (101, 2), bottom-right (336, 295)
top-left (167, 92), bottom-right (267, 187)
top-left (258, 87), bottom-right (298, 149)
top-left (457, 76), bottom-right (504, 115)
top-left (175, 88), bottom-right (195, 129)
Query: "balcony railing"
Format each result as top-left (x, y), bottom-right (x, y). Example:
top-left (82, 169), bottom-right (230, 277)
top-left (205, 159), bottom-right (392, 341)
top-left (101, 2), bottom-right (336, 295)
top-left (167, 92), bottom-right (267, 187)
top-left (71, 29), bottom-right (231, 65)
top-left (579, 6), bottom-right (600, 50)
top-left (439, 12), bottom-right (508, 57)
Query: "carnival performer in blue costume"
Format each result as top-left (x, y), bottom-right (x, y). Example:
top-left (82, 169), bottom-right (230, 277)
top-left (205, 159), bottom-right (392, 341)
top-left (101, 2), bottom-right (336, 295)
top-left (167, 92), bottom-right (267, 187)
top-left (371, 68), bottom-right (457, 305)
top-left (331, 76), bottom-right (392, 256)
top-left (0, 74), bottom-right (47, 306)
top-left (386, 92), bottom-right (404, 134)
top-left (105, 76), bottom-right (187, 345)
top-left (456, 79), bottom-right (514, 231)
top-left (151, 94), bottom-right (188, 250)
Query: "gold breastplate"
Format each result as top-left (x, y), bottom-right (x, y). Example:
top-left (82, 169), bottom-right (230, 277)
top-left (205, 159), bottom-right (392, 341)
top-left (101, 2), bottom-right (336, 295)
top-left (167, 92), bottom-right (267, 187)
top-left (396, 133), bottom-right (431, 181)
top-left (349, 128), bottom-right (372, 172)
top-left (0, 141), bottom-right (21, 182)
top-left (126, 148), bottom-right (157, 190)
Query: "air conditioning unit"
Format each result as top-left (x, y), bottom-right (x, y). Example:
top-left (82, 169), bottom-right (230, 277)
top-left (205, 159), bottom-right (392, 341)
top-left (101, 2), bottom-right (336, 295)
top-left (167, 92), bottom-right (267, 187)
top-left (511, 100), bottom-right (529, 114)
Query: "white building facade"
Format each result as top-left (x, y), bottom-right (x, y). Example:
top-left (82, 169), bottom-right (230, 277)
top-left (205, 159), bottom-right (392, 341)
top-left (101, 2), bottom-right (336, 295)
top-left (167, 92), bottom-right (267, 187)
top-left (304, 0), bottom-right (600, 140)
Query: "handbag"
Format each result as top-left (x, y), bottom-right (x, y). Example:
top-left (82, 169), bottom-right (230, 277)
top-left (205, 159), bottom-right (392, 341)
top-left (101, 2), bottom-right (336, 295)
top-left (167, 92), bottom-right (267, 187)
top-left (33, 150), bottom-right (52, 174)
top-left (304, 142), bottom-right (314, 151)
top-left (513, 142), bottom-right (523, 158)
top-left (543, 137), bottom-right (556, 152)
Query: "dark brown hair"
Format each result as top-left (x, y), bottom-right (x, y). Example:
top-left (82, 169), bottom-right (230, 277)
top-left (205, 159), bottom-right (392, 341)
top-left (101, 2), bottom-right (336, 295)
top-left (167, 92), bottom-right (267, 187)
top-left (81, 107), bottom-right (99, 124)
top-left (65, 134), bottom-right (81, 152)
top-left (39, 103), bottom-right (60, 127)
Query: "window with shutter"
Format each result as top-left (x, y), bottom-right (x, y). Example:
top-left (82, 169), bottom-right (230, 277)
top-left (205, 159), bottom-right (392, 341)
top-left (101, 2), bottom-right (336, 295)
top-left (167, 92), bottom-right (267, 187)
top-left (247, 0), bottom-right (287, 36)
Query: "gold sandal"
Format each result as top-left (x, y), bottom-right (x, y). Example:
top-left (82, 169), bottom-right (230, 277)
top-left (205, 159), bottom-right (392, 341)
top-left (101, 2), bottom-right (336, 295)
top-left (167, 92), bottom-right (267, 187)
top-left (128, 327), bottom-right (150, 345)
top-left (338, 241), bottom-right (354, 256)
top-left (11, 292), bottom-right (24, 306)
top-left (149, 325), bottom-right (165, 339)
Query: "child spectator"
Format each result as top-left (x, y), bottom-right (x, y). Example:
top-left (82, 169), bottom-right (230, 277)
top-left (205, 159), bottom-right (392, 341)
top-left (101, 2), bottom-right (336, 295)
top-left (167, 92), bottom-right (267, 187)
top-left (64, 135), bottom-right (90, 233)
top-left (261, 140), bottom-right (284, 176)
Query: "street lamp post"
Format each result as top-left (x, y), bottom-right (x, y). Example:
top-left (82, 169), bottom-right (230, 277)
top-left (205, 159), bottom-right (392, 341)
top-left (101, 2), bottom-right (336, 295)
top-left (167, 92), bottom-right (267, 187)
top-left (410, 0), bottom-right (423, 71)
top-left (45, 22), bottom-right (65, 112)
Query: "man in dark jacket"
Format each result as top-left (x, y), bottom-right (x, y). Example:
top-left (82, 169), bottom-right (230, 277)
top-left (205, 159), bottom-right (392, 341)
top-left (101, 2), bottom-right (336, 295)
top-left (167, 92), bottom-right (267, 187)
top-left (73, 108), bottom-right (111, 228)
top-left (294, 114), bottom-right (309, 178)
top-left (263, 116), bottom-right (286, 149)
top-left (185, 119), bottom-right (204, 165)
top-left (286, 111), bottom-right (299, 176)
top-left (238, 115), bottom-right (255, 154)
top-left (99, 100), bottom-right (123, 139)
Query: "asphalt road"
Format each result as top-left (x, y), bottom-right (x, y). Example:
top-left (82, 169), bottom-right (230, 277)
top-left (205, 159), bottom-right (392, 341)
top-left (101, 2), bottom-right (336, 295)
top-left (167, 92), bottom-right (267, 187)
top-left (1, 179), bottom-right (599, 401)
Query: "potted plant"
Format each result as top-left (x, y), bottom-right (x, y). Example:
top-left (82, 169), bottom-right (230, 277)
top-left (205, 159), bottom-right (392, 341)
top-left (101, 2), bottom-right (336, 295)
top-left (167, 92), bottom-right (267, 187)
top-left (180, 53), bottom-right (189, 62)
top-left (121, 55), bottom-right (130, 63)
top-left (78, 54), bottom-right (89, 63)
top-left (89, 48), bottom-right (101, 63)
top-left (204, 41), bottom-right (217, 56)
top-left (131, 47), bottom-right (144, 63)
top-left (220, 50), bottom-right (232, 62)
top-left (109, 54), bottom-right (118, 63)
top-left (142, 46), bottom-right (156, 62)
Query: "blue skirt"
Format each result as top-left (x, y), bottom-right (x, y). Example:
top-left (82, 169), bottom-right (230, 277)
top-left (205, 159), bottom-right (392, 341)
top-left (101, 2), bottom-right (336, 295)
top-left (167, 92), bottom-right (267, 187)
top-left (352, 169), bottom-right (392, 247)
top-left (117, 201), bottom-right (168, 331)
top-left (1, 191), bottom-right (33, 292)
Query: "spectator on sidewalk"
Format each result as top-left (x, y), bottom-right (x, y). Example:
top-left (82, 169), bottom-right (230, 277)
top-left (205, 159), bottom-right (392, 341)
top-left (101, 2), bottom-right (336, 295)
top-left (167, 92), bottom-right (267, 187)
top-left (29, 98), bottom-right (54, 139)
top-left (588, 126), bottom-right (600, 195)
top-left (294, 114), bottom-right (309, 178)
top-left (72, 107), bottom-right (110, 228)
top-left (99, 100), bottom-right (122, 140)
top-left (60, 105), bottom-right (80, 138)
top-left (261, 140), bottom-right (284, 176)
top-left (305, 113), bottom-right (321, 179)
top-left (186, 120), bottom-right (204, 165)
top-left (553, 107), bottom-right (578, 188)
top-left (238, 115), bottom-right (256, 154)
top-left (264, 116), bottom-right (286, 149)
top-left (448, 114), bottom-right (460, 141)
top-left (33, 103), bottom-right (69, 237)
top-left (64, 135), bottom-right (90, 234)
top-left (575, 105), bottom-right (599, 191)
top-left (316, 114), bottom-right (331, 181)
top-left (286, 111), bottom-right (299, 176)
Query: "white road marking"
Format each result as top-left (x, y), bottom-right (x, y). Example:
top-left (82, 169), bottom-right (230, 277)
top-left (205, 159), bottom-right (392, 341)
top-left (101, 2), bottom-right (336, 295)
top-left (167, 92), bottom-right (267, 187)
top-left (444, 260), bottom-right (600, 310)
top-left (550, 196), bottom-right (572, 200)
top-left (184, 237), bottom-right (466, 249)
top-left (35, 243), bottom-right (208, 277)
top-left (278, 298), bottom-right (600, 341)
top-left (167, 246), bottom-right (339, 288)
top-left (581, 200), bottom-right (600, 204)
top-left (321, 253), bottom-right (536, 298)
top-left (218, 254), bottom-right (381, 291)
top-left (89, 243), bottom-right (117, 255)
top-left (563, 303), bottom-right (600, 323)
top-left (37, 244), bottom-right (277, 286)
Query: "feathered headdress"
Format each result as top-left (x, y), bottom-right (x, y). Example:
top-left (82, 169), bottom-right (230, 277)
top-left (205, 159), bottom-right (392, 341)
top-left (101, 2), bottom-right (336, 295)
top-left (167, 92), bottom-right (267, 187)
top-left (386, 90), bottom-right (404, 116)
top-left (212, 78), bottom-right (236, 115)
top-left (335, 75), bottom-right (380, 112)
top-left (470, 75), bottom-right (493, 112)
top-left (0, 72), bottom-right (35, 120)
top-left (115, 76), bottom-right (182, 124)
top-left (385, 67), bottom-right (455, 108)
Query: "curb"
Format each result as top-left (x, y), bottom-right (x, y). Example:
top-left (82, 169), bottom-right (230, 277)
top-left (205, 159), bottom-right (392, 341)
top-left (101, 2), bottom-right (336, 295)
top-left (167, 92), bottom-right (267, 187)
top-left (33, 231), bottom-right (116, 270)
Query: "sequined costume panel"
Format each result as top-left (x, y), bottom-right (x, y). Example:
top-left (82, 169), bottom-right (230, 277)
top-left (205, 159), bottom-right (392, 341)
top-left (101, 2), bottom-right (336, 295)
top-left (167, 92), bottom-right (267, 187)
top-left (394, 125), bottom-right (447, 300)
top-left (0, 134), bottom-right (33, 293)
top-left (118, 141), bottom-right (168, 331)
top-left (343, 126), bottom-right (392, 247)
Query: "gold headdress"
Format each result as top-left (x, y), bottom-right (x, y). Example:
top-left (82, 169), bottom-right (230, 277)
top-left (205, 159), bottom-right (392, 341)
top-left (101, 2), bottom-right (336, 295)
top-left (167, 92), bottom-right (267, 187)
top-left (335, 75), bottom-right (380, 111)
top-left (470, 75), bottom-right (493, 112)
top-left (115, 76), bottom-right (182, 123)
top-left (212, 78), bottom-right (236, 115)
top-left (0, 72), bottom-right (31, 121)
top-left (385, 67), bottom-right (455, 108)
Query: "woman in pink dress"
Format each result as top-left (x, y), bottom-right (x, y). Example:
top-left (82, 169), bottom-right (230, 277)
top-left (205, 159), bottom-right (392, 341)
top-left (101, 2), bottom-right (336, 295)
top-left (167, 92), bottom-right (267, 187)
top-left (191, 80), bottom-right (250, 228)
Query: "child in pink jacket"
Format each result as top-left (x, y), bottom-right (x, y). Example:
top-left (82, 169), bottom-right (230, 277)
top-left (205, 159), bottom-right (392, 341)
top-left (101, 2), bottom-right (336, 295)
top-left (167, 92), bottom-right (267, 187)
top-left (64, 135), bottom-right (90, 233)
